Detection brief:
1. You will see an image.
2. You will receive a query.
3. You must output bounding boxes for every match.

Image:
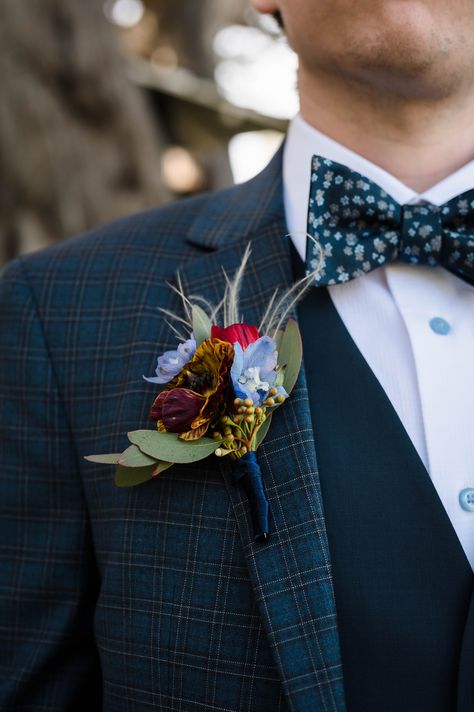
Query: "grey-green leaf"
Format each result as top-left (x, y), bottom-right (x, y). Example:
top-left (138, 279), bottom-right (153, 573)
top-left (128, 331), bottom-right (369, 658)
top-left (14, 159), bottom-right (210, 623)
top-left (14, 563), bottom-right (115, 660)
top-left (192, 304), bottom-right (212, 346)
top-left (118, 444), bottom-right (157, 468)
top-left (84, 453), bottom-right (122, 465)
top-left (115, 463), bottom-right (156, 487)
top-left (278, 318), bottom-right (303, 395)
top-left (274, 328), bottom-right (284, 350)
top-left (128, 430), bottom-right (220, 463)
top-left (253, 414), bottom-right (273, 449)
top-left (151, 460), bottom-right (173, 476)
top-left (274, 368), bottom-right (285, 387)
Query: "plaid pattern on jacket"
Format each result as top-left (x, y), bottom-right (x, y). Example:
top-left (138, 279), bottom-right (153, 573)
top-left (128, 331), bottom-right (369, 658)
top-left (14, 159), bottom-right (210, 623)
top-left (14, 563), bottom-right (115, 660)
top-left (0, 149), bottom-right (346, 712)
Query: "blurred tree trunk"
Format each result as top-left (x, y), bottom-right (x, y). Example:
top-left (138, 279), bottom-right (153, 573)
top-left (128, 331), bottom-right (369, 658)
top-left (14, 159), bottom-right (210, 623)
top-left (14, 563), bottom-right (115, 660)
top-left (0, 0), bottom-right (168, 266)
top-left (135, 0), bottom-right (249, 193)
top-left (146, 0), bottom-right (247, 77)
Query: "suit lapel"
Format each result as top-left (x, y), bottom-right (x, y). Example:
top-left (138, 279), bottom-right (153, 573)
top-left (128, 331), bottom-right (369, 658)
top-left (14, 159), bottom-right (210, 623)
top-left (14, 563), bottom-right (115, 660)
top-left (176, 150), bottom-right (346, 712)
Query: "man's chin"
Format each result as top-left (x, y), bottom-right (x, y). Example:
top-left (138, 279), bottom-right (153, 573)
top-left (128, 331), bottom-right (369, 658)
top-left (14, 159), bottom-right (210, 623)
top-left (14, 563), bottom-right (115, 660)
top-left (350, 64), bottom-right (457, 103)
top-left (330, 17), bottom-right (466, 101)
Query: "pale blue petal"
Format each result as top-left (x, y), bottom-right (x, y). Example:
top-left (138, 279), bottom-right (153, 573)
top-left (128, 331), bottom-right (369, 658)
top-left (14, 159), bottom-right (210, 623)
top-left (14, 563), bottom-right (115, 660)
top-left (243, 336), bottom-right (278, 373)
top-left (143, 338), bottom-right (196, 386)
top-left (230, 342), bottom-right (246, 399)
top-left (177, 338), bottom-right (196, 358)
top-left (143, 374), bottom-right (168, 384)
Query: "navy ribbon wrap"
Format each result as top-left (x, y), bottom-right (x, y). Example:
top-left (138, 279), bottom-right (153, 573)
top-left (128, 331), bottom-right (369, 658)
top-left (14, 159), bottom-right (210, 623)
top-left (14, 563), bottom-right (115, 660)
top-left (233, 451), bottom-right (269, 542)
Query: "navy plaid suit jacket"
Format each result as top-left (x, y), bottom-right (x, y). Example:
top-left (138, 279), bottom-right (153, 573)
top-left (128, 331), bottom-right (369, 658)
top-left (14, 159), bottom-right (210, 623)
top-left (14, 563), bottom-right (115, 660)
top-left (0, 148), bottom-right (346, 712)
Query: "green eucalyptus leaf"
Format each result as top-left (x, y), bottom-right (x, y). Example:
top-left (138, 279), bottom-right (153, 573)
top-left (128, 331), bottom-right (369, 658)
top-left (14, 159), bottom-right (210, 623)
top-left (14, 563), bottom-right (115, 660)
top-left (118, 444), bottom-right (157, 468)
top-left (274, 368), bottom-right (285, 387)
top-left (115, 463), bottom-right (156, 487)
top-left (278, 318), bottom-right (303, 395)
top-left (84, 453), bottom-right (122, 465)
top-left (274, 329), bottom-right (284, 350)
top-left (253, 414), bottom-right (273, 449)
top-left (152, 460), bottom-right (173, 476)
top-left (128, 430), bottom-right (220, 463)
top-left (192, 305), bottom-right (212, 346)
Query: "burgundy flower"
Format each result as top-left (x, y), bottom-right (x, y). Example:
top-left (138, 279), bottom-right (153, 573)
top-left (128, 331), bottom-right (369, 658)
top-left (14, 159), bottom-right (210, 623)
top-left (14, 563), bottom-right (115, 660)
top-left (151, 388), bottom-right (206, 433)
top-left (211, 323), bottom-right (260, 349)
top-left (150, 338), bottom-right (234, 440)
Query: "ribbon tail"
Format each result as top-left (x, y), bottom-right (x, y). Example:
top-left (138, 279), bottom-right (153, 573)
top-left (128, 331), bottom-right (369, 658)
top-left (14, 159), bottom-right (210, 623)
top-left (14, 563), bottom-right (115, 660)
top-left (233, 451), bottom-right (270, 542)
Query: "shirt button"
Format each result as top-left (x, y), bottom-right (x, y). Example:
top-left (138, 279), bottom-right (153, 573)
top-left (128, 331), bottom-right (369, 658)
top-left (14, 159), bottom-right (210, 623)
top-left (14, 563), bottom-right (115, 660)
top-left (429, 316), bottom-right (451, 335)
top-left (459, 488), bottom-right (474, 512)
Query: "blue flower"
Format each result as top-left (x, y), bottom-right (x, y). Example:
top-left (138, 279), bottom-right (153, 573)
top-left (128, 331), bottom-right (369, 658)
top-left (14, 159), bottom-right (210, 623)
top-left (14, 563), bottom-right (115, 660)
top-left (230, 336), bottom-right (288, 406)
top-left (143, 338), bottom-right (196, 385)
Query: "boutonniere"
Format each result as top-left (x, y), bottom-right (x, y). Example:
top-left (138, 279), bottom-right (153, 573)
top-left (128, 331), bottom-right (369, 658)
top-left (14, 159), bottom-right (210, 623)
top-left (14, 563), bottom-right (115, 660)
top-left (86, 246), bottom-right (313, 541)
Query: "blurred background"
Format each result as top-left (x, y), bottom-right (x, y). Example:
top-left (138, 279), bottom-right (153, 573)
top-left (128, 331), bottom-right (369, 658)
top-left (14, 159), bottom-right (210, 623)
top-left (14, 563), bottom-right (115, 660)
top-left (0, 0), bottom-right (299, 267)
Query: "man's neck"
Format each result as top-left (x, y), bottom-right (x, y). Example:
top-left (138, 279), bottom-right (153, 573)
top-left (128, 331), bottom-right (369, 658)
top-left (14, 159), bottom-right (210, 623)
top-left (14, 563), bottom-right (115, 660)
top-left (299, 69), bottom-right (474, 192)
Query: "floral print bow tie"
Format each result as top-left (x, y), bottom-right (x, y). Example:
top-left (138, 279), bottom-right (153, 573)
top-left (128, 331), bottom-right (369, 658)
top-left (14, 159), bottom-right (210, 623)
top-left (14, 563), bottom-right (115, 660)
top-left (306, 155), bottom-right (474, 286)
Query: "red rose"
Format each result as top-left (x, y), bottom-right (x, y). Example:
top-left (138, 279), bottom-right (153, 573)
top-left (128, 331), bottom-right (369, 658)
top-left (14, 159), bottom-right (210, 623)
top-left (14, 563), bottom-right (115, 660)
top-left (211, 323), bottom-right (260, 349)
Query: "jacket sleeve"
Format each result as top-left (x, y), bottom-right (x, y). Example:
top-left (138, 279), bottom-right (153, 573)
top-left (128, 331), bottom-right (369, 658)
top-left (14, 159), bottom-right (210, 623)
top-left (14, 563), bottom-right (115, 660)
top-left (0, 257), bottom-right (101, 711)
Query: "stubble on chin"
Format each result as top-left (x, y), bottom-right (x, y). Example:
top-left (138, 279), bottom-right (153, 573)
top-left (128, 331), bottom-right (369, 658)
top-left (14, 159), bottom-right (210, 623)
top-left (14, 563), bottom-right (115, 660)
top-left (301, 16), bottom-right (474, 103)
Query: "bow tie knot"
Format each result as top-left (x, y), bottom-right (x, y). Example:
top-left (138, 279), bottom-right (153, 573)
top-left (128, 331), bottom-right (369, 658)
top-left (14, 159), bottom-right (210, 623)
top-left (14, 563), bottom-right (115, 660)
top-left (306, 156), bottom-right (474, 285)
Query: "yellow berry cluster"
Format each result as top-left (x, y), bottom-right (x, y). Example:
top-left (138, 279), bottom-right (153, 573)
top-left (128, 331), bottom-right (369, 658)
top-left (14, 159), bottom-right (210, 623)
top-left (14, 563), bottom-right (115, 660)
top-left (213, 391), bottom-right (283, 458)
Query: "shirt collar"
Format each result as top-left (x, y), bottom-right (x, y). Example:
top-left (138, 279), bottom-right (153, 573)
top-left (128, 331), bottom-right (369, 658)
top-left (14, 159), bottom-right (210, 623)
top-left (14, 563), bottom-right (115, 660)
top-left (283, 113), bottom-right (474, 261)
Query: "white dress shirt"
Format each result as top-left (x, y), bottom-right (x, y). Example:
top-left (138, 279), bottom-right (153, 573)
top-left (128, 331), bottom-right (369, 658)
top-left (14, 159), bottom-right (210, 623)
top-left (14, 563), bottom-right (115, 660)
top-left (283, 114), bottom-right (474, 569)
